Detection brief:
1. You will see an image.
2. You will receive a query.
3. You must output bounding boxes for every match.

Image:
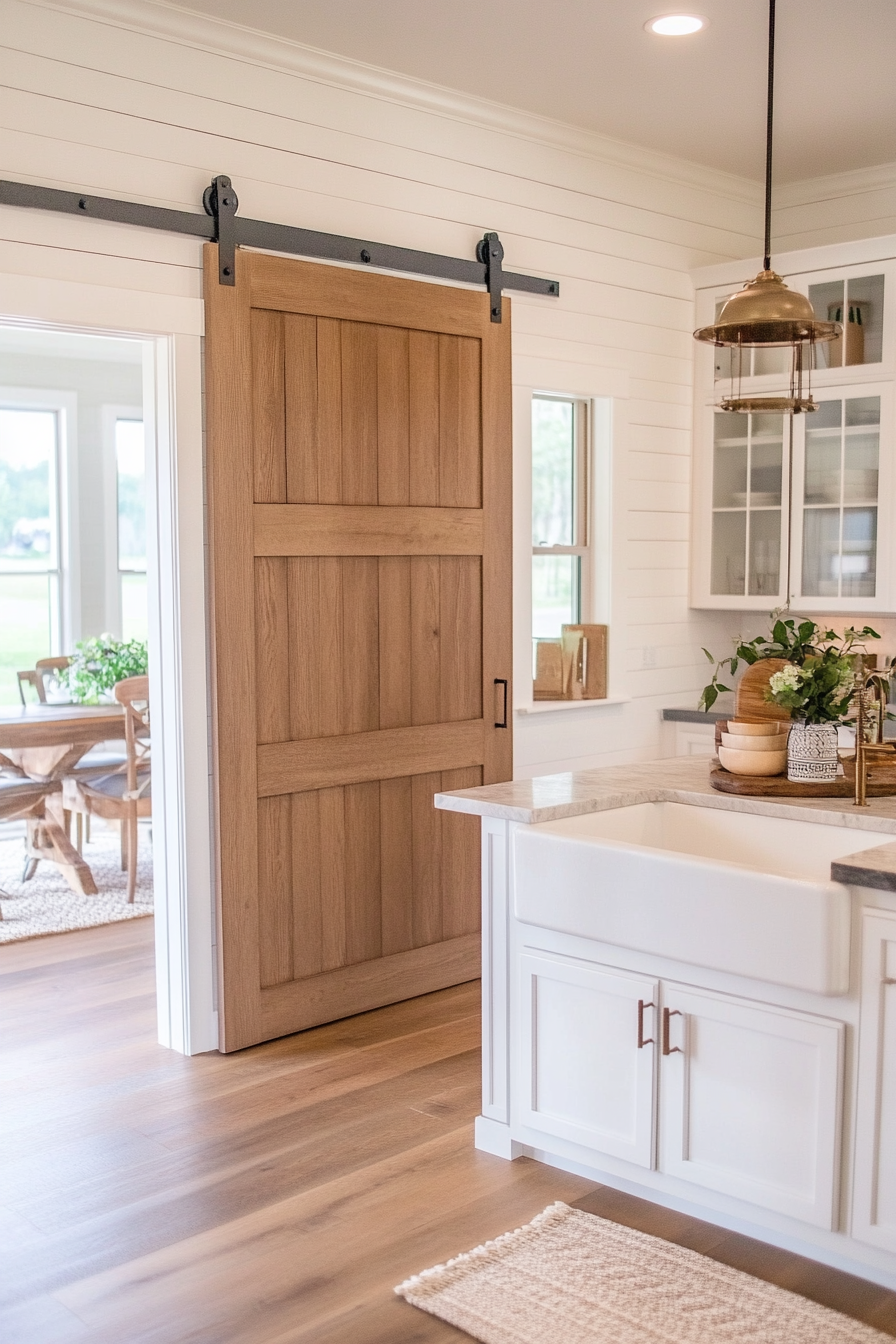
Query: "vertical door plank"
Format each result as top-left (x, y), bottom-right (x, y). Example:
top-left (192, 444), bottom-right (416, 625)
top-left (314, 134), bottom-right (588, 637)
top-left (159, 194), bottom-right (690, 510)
top-left (376, 326), bottom-right (410, 505)
top-left (204, 245), bottom-right (261, 1051)
top-left (316, 558), bottom-right (344, 738)
top-left (316, 318), bottom-right (343, 505)
top-left (379, 775), bottom-right (414, 956)
top-left (438, 335), bottom-right (483, 508)
top-left (439, 556), bottom-right (483, 723)
top-left (456, 336), bottom-right (483, 508)
top-left (341, 558), bottom-right (380, 734)
top-left (410, 556), bottom-right (441, 727)
top-left (250, 309), bottom-right (286, 504)
top-left (438, 335), bottom-right (460, 507)
top-left (408, 330), bottom-right (440, 506)
top-left (344, 781), bottom-right (383, 965)
top-left (341, 321), bottom-right (378, 505)
top-left (378, 557), bottom-right (412, 730)
top-left (480, 295), bottom-right (513, 785)
top-left (255, 558), bottom-right (291, 744)
top-left (439, 766), bottom-right (483, 941)
top-left (411, 770), bottom-right (443, 948)
top-left (288, 557), bottom-right (321, 741)
top-left (257, 796), bottom-right (293, 988)
top-left (318, 786), bottom-right (347, 972)
top-left (291, 789), bottom-right (324, 980)
top-left (284, 313), bottom-right (319, 503)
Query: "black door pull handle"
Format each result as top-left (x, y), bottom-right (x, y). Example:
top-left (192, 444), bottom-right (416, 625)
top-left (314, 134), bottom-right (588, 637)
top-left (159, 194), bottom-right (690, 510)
top-left (494, 678), bottom-right (508, 728)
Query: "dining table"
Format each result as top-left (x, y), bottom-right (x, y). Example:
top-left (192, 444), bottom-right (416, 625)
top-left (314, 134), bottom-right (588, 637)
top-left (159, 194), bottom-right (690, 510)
top-left (0, 703), bottom-right (125, 895)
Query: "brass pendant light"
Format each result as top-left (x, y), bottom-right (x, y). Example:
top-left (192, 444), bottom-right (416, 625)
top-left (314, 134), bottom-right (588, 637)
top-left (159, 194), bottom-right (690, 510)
top-left (693, 0), bottom-right (839, 412)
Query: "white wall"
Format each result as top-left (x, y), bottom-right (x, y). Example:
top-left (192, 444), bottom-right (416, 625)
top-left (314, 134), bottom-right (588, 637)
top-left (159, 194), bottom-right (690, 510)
top-left (0, 0), bottom-right (774, 775)
top-left (774, 163), bottom-right (896, 254)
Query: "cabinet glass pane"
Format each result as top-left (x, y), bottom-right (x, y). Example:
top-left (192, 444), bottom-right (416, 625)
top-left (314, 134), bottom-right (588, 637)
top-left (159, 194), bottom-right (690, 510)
top-left (713, 411), bottom-right (747, 507)
top-left (805, 399), bottom-right (842, 504)
top-left (749, 510), bottom-right (782, 596)
top-left (711, 511), bottom-right (746, 594)
top-left (750, 414), bottom-right (783, 505)
top-left (801, 395), bottom-right (879, 599)
top-left (532, 554), bottom-right (580, 637)
top-left (842, 508), bottom-right (877, 597)
top-left (532, 398), bottom-right (575, 546)
top-left (809, 274), bottom-right (884, 368)
top-left (802, 508), bottom-right (841, 597)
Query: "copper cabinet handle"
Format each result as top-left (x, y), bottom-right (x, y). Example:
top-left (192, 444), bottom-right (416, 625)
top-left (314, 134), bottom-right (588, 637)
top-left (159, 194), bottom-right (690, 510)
top-left (662, 1007), bottom-right (684, 1056)
top-left (637, 999), bottom-right (655, 1049)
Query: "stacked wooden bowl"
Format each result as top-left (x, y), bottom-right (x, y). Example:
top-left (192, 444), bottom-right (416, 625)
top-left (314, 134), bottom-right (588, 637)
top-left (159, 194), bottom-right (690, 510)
top-left (718, 721), bottom-right (790, 777)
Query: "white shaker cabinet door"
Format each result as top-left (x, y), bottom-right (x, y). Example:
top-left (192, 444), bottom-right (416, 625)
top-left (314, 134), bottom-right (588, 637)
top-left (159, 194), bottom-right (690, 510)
top-left (658, 983), bottom-right (844, 1228)
top-left (518, 953), bottom-right (658, 1168)
top-left (853, 910), bottom-right (896, 1251)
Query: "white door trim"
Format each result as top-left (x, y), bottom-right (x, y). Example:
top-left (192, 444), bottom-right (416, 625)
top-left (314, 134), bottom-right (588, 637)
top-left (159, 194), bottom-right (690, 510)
top-left (0, 271), bottom-right (217, 1055)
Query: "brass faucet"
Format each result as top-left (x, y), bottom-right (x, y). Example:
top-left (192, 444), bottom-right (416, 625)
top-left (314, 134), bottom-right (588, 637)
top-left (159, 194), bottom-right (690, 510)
top-left (853, 662), bottom-right (889, 807)
top-left (854, 657), bottom-right (868, 806)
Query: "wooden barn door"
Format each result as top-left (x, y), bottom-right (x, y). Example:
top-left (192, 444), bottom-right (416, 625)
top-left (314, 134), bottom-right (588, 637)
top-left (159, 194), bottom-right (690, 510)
top-left (203, 245), bottom-right (512, 1051)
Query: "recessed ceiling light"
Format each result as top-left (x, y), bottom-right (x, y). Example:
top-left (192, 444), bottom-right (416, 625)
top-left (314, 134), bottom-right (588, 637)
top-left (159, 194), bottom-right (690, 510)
top-left (646, 14), bottom-right (706, 36)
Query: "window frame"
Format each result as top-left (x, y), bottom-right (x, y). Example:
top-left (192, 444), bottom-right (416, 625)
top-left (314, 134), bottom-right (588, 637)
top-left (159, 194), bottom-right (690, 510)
top-left (0, 386), bottom-right (79, 658)
top-left (530, 393), bottom-right (592, 639)
top-left (103, 403), bottom-right (145, 639)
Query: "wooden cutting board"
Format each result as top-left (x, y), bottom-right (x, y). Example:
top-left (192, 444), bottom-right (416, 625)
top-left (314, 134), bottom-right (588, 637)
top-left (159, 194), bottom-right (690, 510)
top-left (710, 767), bottom-right (896, 798)
top-left (734, 658), bottom-right (792, 722)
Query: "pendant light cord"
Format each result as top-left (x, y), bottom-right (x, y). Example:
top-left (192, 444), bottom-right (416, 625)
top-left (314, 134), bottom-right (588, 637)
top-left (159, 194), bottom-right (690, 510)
top-left (764, 0), bottom-right (776, 271)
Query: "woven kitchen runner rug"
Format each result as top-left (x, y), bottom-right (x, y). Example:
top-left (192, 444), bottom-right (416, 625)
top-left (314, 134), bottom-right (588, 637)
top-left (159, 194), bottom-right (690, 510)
top-left (396, 1202), bottom-right (892, 1344)
top-left (0, 820), bottom-right (152, 943)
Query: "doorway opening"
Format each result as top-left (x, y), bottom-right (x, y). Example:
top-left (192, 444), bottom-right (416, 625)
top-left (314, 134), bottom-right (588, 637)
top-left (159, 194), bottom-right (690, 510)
top-left (0, 326), bottom-right (154, 940)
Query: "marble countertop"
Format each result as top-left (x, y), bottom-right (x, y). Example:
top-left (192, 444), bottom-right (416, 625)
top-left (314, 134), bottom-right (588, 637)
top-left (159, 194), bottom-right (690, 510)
top-left (434, 757), bottom-right (896, 891)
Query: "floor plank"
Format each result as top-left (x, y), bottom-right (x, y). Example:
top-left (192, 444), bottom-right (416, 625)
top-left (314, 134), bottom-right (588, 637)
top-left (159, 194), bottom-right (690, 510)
top-left (3, 918), bottom-right (896, 1341)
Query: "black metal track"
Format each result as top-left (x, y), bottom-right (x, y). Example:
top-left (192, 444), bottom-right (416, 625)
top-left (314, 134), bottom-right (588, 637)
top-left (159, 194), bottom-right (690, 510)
top-left (0, 176), bottom-right (559, 320)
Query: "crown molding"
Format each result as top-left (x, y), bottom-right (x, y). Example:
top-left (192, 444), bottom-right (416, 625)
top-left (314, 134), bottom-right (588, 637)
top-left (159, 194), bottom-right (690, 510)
top-left (23, 0), bottom-right (761, 206)
top-left (775, 160), bottom-right (896, 209)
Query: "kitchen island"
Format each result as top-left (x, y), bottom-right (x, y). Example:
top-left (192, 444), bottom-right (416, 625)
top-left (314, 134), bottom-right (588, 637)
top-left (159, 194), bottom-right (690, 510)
top-left (436, 757), bottom-right (896, 1290)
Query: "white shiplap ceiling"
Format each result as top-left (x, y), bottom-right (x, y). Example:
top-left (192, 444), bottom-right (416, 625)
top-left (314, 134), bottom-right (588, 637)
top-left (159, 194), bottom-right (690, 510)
top-left (165, 0), bottom-right (896, 182)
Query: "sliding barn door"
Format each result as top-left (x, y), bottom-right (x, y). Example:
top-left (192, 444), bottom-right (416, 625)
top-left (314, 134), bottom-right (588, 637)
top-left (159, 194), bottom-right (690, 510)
top-left (204, 245), bottom-right (512, 1051)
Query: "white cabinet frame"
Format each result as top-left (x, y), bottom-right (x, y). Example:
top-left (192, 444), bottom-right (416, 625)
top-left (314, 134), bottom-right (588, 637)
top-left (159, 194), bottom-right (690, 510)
top-left (691, 246), bottom-right (896, 613)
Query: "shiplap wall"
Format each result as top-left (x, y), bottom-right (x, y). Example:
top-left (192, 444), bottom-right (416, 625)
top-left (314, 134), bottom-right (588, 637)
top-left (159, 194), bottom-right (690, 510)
top-left (0, 0), bottom-right (771, 773)
top-left (775, 163), bottom-right (896, 254)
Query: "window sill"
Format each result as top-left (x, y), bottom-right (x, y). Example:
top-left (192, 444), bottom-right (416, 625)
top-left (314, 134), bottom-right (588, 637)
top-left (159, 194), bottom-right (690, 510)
top-left (516, 695), bottom-right (630, 716)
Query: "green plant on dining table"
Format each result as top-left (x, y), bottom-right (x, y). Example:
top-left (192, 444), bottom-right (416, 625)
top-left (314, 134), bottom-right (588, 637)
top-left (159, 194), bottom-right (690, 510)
top-left (699, 611), bottom-right (883, 714)
top-left (59, 634), bottom-right (148, 704)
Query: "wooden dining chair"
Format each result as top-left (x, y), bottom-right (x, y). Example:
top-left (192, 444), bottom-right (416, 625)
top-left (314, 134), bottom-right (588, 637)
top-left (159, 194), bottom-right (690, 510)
top-left (16, 656), bottom-right (72, 705)
top-left (0, 776), bottom-right (60, 917)
top-left (61, 676), bottom-right (151, 903)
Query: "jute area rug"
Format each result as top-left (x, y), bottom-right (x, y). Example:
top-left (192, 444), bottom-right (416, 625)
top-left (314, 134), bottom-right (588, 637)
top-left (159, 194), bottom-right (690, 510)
top-left (0, 819), bottom-right (152, 944)
top-left (396, 1202), bottom-right (892, 1344)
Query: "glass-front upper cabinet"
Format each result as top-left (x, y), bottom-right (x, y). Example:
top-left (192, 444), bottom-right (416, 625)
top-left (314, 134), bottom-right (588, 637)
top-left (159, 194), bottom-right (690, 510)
top-left (692, 240), bottom-right (896, 612)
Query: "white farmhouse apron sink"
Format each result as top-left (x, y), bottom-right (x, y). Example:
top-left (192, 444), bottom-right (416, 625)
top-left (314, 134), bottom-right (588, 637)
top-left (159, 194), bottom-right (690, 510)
top-left (514, 802), bottom-right (892, 994)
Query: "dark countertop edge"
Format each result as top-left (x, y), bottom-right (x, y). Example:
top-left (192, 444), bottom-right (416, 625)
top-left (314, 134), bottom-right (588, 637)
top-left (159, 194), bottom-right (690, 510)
top-left (662, 709), bottom-right (727, 723)
top-left (832, 843), bottom-right (896, 892)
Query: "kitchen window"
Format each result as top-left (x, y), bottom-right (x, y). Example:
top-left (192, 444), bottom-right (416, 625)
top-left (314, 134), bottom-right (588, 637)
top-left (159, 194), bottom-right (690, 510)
top-left (0, 404), bottom-right (63, 702)
top-left (531, 394), bottom-right (591, 644)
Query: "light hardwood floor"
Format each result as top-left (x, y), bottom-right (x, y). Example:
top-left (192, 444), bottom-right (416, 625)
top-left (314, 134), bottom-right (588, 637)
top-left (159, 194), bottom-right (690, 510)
top-left (2, 918), bottom-right (896, 1342)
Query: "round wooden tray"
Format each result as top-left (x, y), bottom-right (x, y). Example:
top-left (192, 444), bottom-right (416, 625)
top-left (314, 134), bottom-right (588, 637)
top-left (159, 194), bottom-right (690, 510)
top-left (710, 766), bottom-right (896, 798)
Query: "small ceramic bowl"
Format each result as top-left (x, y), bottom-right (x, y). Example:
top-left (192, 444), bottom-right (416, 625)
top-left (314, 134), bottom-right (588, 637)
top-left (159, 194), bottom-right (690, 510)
top-left (718, 745), bottom-right (787, 776)
top-left (725, 720), bottom-right (789, 737)
top-left (721, 731), bottom-right (787, 752)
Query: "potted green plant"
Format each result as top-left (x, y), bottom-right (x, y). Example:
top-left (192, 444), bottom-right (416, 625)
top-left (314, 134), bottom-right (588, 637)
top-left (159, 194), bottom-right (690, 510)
top-left (765, 654), bottom-right (856, 782)
top-left (700, 612), bottom-right (885, 783)
top-left (59, 634), bottom-right (149, 704)
top-left (699, 613), bottom-right (880, 712)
